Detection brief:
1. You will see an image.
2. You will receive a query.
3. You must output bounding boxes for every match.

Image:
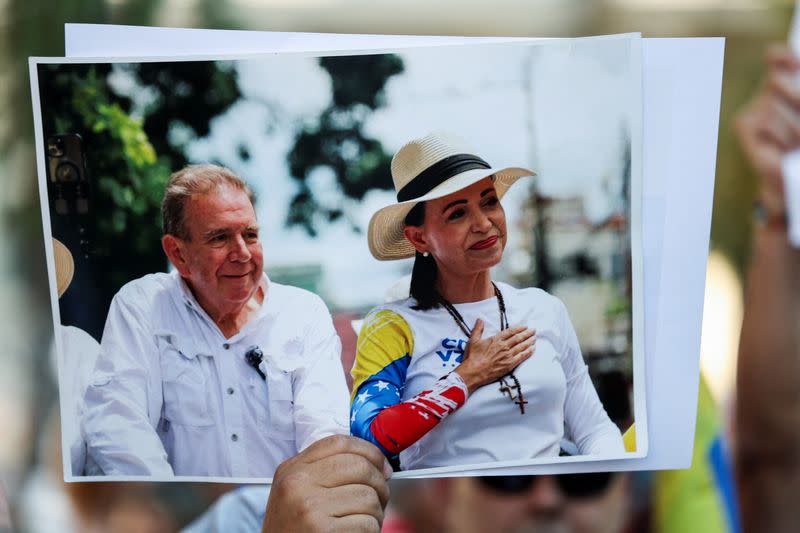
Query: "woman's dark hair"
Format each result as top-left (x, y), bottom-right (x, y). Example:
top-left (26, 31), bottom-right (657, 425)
top-left (405, 202), bottom-right (440, 310)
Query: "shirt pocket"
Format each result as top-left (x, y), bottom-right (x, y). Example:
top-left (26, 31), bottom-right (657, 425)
top-left (156, 334), bottom-right (214, 428)
top-left (250, 367), bottom-right (295, 441)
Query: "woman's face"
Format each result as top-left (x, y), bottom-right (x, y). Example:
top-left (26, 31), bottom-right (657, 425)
top-left (405, 177), bottom-right (507, 277)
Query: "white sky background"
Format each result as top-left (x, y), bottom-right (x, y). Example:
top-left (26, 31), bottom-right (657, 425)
top-left (185, 38), bottom-right (636, 310)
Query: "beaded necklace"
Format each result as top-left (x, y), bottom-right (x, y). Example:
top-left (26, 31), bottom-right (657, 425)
top-left (438, 282), bottom-right (527, 414)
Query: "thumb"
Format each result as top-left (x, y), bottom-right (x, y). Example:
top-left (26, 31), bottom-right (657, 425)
top-left (470, 318), bottom-right (484, 342)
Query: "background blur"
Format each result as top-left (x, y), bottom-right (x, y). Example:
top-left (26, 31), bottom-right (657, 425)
top-left (0, 0), bottom-right (790, 531)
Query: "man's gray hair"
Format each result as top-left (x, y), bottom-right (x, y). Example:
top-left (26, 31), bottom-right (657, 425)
top-left (162, 164), bottom-right (255, 240)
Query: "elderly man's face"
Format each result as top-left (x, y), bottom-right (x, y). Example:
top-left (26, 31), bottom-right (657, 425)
top-left (167, 185), bottom-right (263, 318)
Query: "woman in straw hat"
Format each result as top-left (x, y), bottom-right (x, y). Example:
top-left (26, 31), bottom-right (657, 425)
top-left (350, 132), bottom-right (624, 470)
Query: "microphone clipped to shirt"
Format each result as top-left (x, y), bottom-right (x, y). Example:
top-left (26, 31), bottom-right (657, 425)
top-left (245, 345), bottom-right (266, 381)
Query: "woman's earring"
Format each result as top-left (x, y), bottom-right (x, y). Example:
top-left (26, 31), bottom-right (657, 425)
top-left (422, 251), bottom-right (429, 258)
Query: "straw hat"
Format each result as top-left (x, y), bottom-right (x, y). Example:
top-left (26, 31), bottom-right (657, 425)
top-left (367, 131), bottom-right (535, 260)
top-left (53, 238), bottom-right (74, 298)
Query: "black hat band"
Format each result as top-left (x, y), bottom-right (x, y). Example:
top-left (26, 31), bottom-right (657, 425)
top-left (396, 154), bottom-right (491, 202)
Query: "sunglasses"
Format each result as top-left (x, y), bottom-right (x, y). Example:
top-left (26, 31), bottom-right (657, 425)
top-left (477, 472), bottom-right (616, 500)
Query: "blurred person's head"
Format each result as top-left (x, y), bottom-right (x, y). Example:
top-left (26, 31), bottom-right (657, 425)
top-left (67, 483), bottom-right (176, 533)
top-left (434, 473), bottom-right (630, 533)
top-left (161, 164), bottom-right (263, 321)
top-left (103, 493), bottom-right (174, 533)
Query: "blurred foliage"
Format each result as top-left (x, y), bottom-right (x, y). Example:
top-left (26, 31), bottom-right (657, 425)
top-left (2, 0), bottom-right (241, 281)
top-left (4, 0), bottom-right (110, 151)
top-left (37, 60), bottom-right (241, 331)
top-left (2, 0), bottom-right (115, 317)
top-left (286, 54), bottom-right (404, 236)
top-left (0, 0), bottom-right (246, 511)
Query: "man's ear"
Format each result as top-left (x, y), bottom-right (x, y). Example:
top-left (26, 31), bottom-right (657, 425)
top-left (403, 226), bottom-right (429, 255)
top-left (162, 234), bottom-right (190, 277)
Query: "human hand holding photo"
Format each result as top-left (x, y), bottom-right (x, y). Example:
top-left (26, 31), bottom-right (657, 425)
top-left (262, 435), bottom-right (392, 533)
top-left (455, 320), bottom-right (536, 394)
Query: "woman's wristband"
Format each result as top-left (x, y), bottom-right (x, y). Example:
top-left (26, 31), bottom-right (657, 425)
top-left (443, 370), bottom-right (470, 402)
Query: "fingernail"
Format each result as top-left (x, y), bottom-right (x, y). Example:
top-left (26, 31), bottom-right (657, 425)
top-left (383, 460), bottom-right (393, 480)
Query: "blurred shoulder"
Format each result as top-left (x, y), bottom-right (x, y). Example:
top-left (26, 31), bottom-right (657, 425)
top-left (113, 271), bottom-right (176, 309)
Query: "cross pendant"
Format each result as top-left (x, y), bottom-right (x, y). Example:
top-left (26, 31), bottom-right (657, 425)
top-left (499, 379), bottom-right (520, 400)
top-left (514, 397), bottom-right (528, 414)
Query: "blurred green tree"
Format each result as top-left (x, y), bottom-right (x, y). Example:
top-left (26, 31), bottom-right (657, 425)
top-left (286, 54), bottom-right (404, 236)
top-left (37, 61), bottom-right (241, 335)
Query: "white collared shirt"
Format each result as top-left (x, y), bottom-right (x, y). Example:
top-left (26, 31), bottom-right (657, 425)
top-left (82, 271), bottom-right (349, 478)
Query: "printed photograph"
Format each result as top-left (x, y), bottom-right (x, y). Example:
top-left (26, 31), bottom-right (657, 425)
top-left (31, 35), bottom-right (644, 481)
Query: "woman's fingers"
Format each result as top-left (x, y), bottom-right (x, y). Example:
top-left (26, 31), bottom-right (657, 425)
top-left (491, 326), bottom-right (529, 348)
top-left (510, 337), bottom-right (536, 357)
top-left (505, 327), bottom-right (536, 348)
top-left (470, 318), bottom-right (485, 342)
top-left (462, 324), bottom-right (538, 387)
top-left (498, 325), bottom-right (528, 339)
top-left (515, 345), bottom-right (536, 364)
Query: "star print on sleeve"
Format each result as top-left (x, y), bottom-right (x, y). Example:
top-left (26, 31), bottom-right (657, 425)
top-left (349, 308), bottom-right (469, 461)
top-left (356, 389), bottom-right (371, 404)
top-left (351, 371), bottom-right (469, 458)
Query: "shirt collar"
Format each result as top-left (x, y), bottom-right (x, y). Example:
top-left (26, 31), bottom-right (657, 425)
top-left (170, 269), bottom-right (273, 331)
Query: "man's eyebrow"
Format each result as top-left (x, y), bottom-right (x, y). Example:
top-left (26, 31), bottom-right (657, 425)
top-left (203, 225), bottom-right (260, 238)
top-left (202, 228), bottom-right (227, 239)
top-left (442, 199), bottom-right (467, 213)
top-left (480, 188), bottom-right (495, 197)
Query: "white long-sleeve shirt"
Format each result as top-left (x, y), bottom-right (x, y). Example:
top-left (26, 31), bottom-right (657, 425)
top-left (82, 271), bottom-right (349, 478)
top-left (351, 282), bottom-right (625, 470)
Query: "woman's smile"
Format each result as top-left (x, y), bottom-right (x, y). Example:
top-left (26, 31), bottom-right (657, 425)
top-left (469, 235), bottom-right (500, 251)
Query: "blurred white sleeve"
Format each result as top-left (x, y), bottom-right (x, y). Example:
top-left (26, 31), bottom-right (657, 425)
top-left (58, 325), bottom-right (101, 477)
top-left (182, 486), bottom-right (269, 533)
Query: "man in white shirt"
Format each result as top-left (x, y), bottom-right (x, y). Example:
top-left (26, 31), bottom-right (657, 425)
top-left (82, 164), bottom-right (350, 477)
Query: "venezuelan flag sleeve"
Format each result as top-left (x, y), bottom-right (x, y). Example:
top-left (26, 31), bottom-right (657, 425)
top-left (350, 309), bottom-right (468, 461)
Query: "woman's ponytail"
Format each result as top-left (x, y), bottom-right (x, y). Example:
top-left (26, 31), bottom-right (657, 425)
top-left (404, 202), bottom-right (440, 310)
